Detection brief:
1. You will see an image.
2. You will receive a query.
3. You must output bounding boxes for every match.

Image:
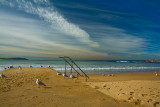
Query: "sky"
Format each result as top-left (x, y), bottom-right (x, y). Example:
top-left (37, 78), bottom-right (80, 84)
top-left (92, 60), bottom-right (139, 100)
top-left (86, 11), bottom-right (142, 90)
top-left (0, 0), bottom-right (160, 60)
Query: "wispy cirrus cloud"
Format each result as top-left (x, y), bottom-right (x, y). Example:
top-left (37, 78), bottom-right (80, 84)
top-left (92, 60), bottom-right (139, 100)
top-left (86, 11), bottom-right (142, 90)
top-left (1, 0), bottom-right (158, 60)
top-left (0, 11), bottom-right (112, 60)
top-left (0, 0), bottom-right (99, 48)
top-left (95, 26), bottom-right (147, 54)
top-left (79, 23), bottom-right (148, 55)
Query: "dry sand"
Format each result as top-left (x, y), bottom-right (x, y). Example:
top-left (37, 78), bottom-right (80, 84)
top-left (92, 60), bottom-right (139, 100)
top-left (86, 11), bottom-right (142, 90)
top-left (0, 67), bottom-right (159, 107)
top-left (85, 73), bottom-right (160, 107)
top-left (0, 67), bottom-right (132, 107)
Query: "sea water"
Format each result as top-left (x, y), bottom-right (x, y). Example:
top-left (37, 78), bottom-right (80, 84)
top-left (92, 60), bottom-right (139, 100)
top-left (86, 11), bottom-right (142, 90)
top-left (0, 60), bottom-right (160, 74)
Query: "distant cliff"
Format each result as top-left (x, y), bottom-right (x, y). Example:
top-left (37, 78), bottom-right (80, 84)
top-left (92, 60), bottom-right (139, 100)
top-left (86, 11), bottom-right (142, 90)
top-left (130, 60), bottom-right (160, 63)
top-left (0, 58), bottom-right (28, 60)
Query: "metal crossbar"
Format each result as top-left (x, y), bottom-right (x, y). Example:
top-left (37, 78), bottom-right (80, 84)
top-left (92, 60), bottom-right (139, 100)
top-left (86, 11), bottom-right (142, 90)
top-left (59, 56), bottom-right (89, 81)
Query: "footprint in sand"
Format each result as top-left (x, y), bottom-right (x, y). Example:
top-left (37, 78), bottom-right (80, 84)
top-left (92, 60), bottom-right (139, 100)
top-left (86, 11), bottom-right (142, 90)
top-left (153, 102), bottom-right (159, 106)
top-left (128, 97), bottom-right (133, 101)
top-left (134, 99), bottom-right (142, 105)
top-left (103, 85), bottom-right (106, 88)
top-left (147, 99), bottom-right (152, 103)
top-left (130, 92), bottom-right (134, 95)
top-left (151, 94), bottom-right (155, 96)
top-left (32, 96), bottom-right (38, 99)
top-left (128, 97), bottom-right (136, 103)
top-left (142, 94), bottom-right (148, 97)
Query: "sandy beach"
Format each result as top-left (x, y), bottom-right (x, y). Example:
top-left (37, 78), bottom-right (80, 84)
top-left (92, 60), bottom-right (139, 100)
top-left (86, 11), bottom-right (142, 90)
top-left (85, 73), bottom-right (160, 107)
top-left (0, 67), bottom-right (160, 107)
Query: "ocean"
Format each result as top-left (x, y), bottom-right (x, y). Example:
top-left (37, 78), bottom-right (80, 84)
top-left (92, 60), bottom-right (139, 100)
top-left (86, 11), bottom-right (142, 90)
top-left (0, 60), bottom-right (160, 74)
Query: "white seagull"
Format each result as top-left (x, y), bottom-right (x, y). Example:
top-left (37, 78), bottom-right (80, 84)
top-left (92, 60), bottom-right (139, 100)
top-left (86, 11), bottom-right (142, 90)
top-left (69, 74), bottom-right (75, 78)
top-left (155, 72), bottom-right (158, 76)
top-left (36, 79), bottom-right (46, 87)
top-left (62, 73), bottom-right (68, 77)
top-left (19, 66), bottom-right (22, 70)
top-left (57, 72), bottom-right (61, 75)
top-left (0, 73), bottom-right (6, 78)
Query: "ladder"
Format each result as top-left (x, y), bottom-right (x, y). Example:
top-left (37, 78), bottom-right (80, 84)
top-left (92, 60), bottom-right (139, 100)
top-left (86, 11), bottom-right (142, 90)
top-left (59, 56), bottom-right (89, 81)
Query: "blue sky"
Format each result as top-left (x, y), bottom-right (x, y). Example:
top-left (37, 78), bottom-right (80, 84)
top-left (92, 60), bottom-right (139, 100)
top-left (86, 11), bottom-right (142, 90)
top-left (0, 0), bottom-right (160, 60)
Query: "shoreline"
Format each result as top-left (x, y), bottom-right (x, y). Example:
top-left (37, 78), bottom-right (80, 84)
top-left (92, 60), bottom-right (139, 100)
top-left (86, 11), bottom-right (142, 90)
top-left (0, 67), bottom-right (160, 107)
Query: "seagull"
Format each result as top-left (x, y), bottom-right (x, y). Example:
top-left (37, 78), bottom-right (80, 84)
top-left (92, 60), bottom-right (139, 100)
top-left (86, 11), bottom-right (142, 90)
top-left (108, 74), bottom-right (114, 76)
top-left (10, 66), bottom-right (13, 68)
top-left (102, 74), bottom-right (106, 76)
top-left (0, 73), bottom-right (6, 78)
top-left (36, 79), bottom-right (46, 87)
top-left (19, 66), bottom-right (22, 70)
top-left (69, 74), bottom-right (75, 78)
top-left (57, 72), bottom-right (61, 75)
top-left (62, 73), bottom-right (68, 77)
top-left (155, 72), bottom-right (158, 76)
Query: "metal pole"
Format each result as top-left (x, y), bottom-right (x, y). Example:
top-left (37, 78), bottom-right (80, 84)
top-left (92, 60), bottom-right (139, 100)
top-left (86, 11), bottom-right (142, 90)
top-left (63, 58), bottom-right (81, 76)
top-left (71, 61), bottom-right (73, 75)
top-left (66, 57), bottom-right (89, 79)
top-left (65, 60), bottom-right (66, 74)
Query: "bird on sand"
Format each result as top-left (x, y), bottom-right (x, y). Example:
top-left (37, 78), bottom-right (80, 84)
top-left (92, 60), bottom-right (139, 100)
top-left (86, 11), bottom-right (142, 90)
top-left (19, 66), bottom-right (22, 70)
top-left (0, 73), bottom-right (6, 77)
top-left (62, 73), bottom-right (68, 77)
top-left (36, 79), bottom-right (46, 87)
top-left (57, 72), bottom-right (61, 75)
top-left (69, 74), bottom-right (75, 78)
top-left (155, 72), bottom-right (158, 76)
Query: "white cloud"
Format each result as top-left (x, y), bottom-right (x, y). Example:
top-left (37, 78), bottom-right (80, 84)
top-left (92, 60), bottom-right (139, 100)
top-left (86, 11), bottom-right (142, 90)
top-left (97, 26), bottom-right (147, 54)
top-left (0, 0), bottom-right (99, 47)
top-left (0, 11), bottom-right (112, 59)
top-left (0, 0), bottom-right (150, 59)
top-left (0, 45), bottom-right (113, 59)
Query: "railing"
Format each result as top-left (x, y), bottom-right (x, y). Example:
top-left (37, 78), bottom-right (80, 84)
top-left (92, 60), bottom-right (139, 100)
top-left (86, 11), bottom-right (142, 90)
top-left (59, 56), bottom-right (89, 81)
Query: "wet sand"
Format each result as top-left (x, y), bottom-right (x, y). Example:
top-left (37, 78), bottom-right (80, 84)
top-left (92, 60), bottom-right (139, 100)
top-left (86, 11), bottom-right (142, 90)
top-left (0, 67), bottom-right (159, 107)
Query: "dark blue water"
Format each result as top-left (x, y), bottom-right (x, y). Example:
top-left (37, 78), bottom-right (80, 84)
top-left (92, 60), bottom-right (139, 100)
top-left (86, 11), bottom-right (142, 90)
top-left (0, 60), bottom-right (160, 74)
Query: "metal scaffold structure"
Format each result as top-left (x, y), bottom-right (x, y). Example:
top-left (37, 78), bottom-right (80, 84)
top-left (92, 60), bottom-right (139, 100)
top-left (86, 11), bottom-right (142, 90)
top-left (59, 56), bottom-right (89, 81)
